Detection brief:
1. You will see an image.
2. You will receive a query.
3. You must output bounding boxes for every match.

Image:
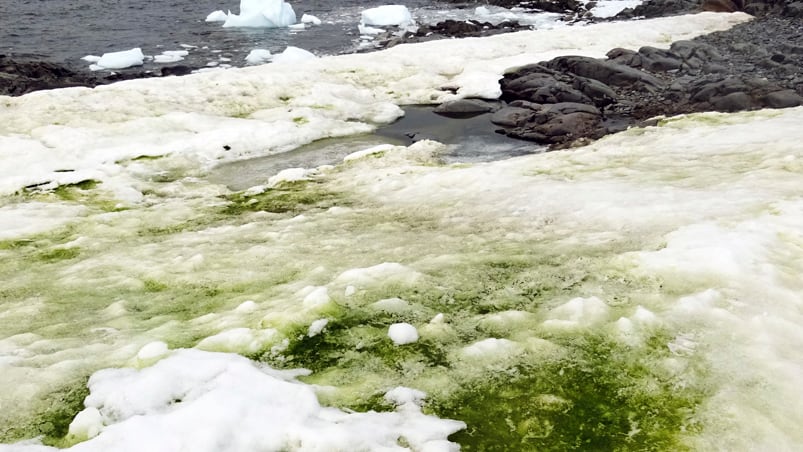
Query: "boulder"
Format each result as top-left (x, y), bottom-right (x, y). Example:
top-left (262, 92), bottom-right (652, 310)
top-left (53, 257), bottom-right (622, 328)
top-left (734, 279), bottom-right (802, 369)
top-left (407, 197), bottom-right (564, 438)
top-left (433, 99), bottom-right (499, 118)
top-left (544, 56), bottom-right (663, 91)
top-left (762, 90), bottom-right (803, 108)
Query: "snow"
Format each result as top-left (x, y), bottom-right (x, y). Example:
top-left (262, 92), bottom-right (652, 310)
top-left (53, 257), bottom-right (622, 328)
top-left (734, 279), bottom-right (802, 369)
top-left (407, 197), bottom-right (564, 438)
top-left (4, 11), bottom-right (801, 451)
top-left (360, 5), bottom-right (413, 27)
top-left (16, 350), bottom-right (464, 451)
top-left (245, 48), bottom-right (272, 64)
top-left (89, 48), bottom-right (145, 71)
top-left (344, 144), bottom-right (395, 161)
top-left (217, 0), bottom-right (297, 28)
top-left (388, 323), bottom-right (419, 345)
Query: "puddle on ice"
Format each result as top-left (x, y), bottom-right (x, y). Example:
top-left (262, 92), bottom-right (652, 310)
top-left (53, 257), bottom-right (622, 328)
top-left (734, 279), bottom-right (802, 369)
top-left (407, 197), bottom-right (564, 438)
top-left (208, 105), bottom-right (541, 190)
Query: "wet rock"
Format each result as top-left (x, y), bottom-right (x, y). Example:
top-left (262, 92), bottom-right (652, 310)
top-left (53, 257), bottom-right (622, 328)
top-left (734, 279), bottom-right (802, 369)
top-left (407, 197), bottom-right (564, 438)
top-left (491, 106), bottom-right (534, 127)
top-left (544, 56), bottom-right (663, 90)
top-left (161, 65), bottom-right (194, 77)
top-left (572, 76), bottom-right (617, 107)
top-left (762, 89), bottom-right (803, 108)
top-left (0, 55), bottom-right (103, 96)
top-left (434, 99), bottom-right (500, 118)
top-left (710, 92), bottom-right (754, 111)
top-left (615, 0), bottom-right (701, 19)
top-left (500, 71), bottom-right (591, 104)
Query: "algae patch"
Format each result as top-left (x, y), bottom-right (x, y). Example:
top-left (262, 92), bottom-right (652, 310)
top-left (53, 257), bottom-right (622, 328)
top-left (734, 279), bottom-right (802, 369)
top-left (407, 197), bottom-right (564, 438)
top-left (223, 180), bottom-right (345, 215)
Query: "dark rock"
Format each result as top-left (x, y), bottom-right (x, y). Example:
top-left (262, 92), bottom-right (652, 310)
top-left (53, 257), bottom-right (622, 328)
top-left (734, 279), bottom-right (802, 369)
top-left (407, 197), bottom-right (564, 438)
top-left (615, 0), bottom-right (700, 19)
top-left (0, 55), bottom-right (104, 96)
top-left (433, 99), bottom-right (499, 118)
top-left (161, 65), bottom-right (193, 77)
top-left (544, 56), bottom-right (663, 90)
top-left (762, 89), bottom-right (803, 108)
top-left (702, 0), bottom-right (743, 12)
top-left (785, 1), bottom-right (803, 16)
top-left (637, 46), bottom-right (682, 72)
top-left (491, 107), bottom-right (534, 127)
top-left (572, 76), bottom-right (617, 107)
top-left (710, 92), bottom-right (754, 111)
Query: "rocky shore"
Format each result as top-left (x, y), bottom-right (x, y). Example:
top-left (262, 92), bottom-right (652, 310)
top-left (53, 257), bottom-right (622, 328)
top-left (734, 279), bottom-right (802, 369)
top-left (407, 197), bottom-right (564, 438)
top-left (482, 13), bottom-right (803, 147)
top-left (3, 0), bottom-right (801, 152)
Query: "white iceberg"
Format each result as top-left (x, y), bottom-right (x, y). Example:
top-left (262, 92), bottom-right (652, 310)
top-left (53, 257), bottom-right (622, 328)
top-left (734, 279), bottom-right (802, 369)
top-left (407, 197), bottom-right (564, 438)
top-left (360, 5), bottom-right (413, 27)
top-left (272, 46), bottom-right (316, 63)
top-left (217, 0), bottom-right (297, 28)
top-left (245, 48), bottom-right (273, 64)
top-left (300, 13), bottom-right (321, 25)
top-left (153, 50), bottom-right (189, 64)
top-left (205, 9), bottom-right (228, 22)
top-left (89, 48), bottom-right (145, 71)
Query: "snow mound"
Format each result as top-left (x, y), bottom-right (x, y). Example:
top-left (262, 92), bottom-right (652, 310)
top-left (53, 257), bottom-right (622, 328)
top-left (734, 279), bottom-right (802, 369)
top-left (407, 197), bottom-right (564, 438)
top-left (39, 349), bottom-right (464, 451)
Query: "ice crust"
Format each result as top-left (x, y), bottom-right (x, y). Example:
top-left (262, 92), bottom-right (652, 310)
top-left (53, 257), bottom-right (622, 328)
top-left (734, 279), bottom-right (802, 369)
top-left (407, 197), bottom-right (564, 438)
top-left (2, 11), bottom-right (802, 451)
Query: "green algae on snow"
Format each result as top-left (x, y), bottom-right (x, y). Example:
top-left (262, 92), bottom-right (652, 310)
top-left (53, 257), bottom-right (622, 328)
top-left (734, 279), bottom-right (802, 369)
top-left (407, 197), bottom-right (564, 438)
top-left (223, 180), bottom-right (345, 215)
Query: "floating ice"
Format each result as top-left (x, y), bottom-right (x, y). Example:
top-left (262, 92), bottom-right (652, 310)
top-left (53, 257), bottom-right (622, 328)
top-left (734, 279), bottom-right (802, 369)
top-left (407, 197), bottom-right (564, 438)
top-left (388, 323), bottom-right (419, 345)
top-left (218, 0), bottom-right (297, 28)
top-left (89, 48), bottom-right (145, 70)
top-left (244, 46), bottom-right (273, 63)
top-left (300, 13), bottom-right (321, 25)
top-left (360, 5), bottom-right (413, 27)
top-left (153, 50), bottom-right (189, 64)
top-left (205, 10), bottom-right (228, 22)
top-left (272, 46), bottom-right (316, 63)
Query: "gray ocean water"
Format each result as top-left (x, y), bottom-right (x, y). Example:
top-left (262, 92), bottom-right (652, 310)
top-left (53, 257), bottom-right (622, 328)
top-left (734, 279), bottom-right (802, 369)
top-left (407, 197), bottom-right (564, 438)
top-left (0, 0), bottom-right (469, 71)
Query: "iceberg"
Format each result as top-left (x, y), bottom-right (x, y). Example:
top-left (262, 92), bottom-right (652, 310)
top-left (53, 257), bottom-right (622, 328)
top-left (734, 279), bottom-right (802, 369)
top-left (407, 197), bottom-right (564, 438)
top-left (215, 0), bottom-right (297, 28)
top-left (360, 5), bottom-right (413, 27)
top-left (89, 48), bottom-right (145, 71)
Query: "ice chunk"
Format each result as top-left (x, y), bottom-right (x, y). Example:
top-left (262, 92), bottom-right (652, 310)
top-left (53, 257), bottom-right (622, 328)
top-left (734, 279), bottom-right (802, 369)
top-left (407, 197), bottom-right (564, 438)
top-left (301, 286), bottom-right (330, 308)
top-left (360, 5), bottom-right (413, 27)
top-left (300, 13), bottom-right (321, 25)
top-left (136, 341), bottom-right (169, 361)
top-left (272, 46), bottom-right (316, 63)
top-left (195, 327), bottom-right (278, 353)
top-left (388, 323), bottom-right (419, 345)
top-left (205, 10), bottom-right (228, 22)
top-left (543, 296), bottom-right (611, 328)
top-left (344, 144), bottom-right (395, 162)
top-left (245, 48), bottom-right (273, 65)
top-left (153, 50), bottom-right (189, 64)
top-left (335, 263), bottom-right (421, 288)
top-left (67, 407), bottom-right (103, 440)
top-left (221, 0), bottom-right (296, 28)
top-left (267, 167), bottom-right (309, 187)
top-left (307, 319), bottom-right (328, 337)
top-left (234, 300), bottom-right (258, 313)
top-left (91, 48), bottom-right (145, 70)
